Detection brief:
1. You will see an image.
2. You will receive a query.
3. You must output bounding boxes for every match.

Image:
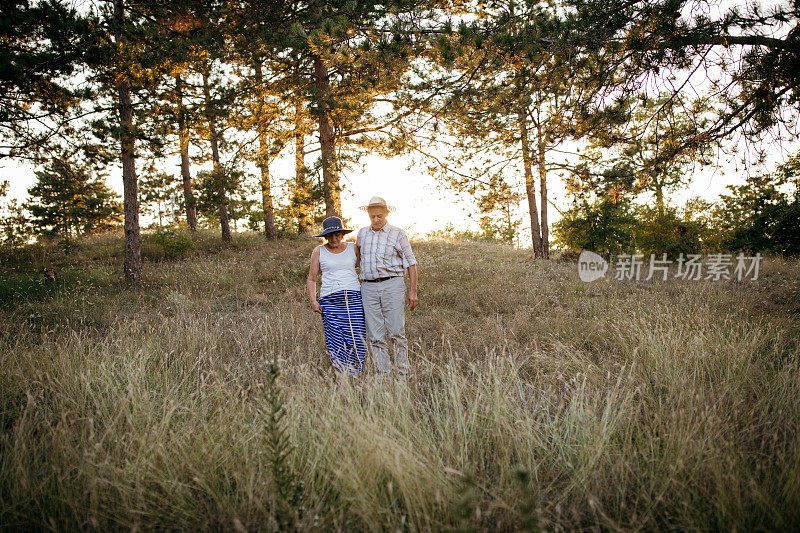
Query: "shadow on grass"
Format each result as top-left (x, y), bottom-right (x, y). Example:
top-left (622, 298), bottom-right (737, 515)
top-left (0, 274), bottom-right (64, 309)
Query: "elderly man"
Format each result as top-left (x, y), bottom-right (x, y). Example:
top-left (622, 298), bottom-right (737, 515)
top-left (355, 196), bottom-right (418, 378)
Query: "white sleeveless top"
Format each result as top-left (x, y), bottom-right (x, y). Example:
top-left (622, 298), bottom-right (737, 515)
top-left (319, 242), bottom-right (361, 298)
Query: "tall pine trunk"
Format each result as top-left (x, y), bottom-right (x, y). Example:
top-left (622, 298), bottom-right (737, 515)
top-left (518, 109), bottom-right (543, 257)
top-left (536, 121), bottom-right (549, 259)
top-left (294, 101), bottom-right (312, 235)
top-left (654, 176), bottom-right (665, 216)
top-left (253, 60), bottom-right (277, 238)
top-left (202, 71), bottom-right (231, 243)
top-left (175, 75), bottom-right (197, 231)
top-left (312, 54), bottom-right (340, 217)
top-left (114, 0), bottom-right (141, 281)
top-left (260, 154), bottom-right (277, 238)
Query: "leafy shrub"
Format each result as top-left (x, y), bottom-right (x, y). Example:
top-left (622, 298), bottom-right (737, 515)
top-left (552, 198), bottom-right (638, 256)
top-left (426, 223), bottom-right (516, 245)
top-left (712, 162), bottom-right (800, 256)
top-left (144, 228), bottom-right (195, 261)
top-left (634, 205), bottom-right (704, 259)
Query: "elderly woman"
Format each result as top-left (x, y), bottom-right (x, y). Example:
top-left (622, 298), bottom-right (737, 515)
top-left (306, 216), bottom-right (367, 375)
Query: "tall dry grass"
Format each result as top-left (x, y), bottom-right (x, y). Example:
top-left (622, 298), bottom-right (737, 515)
top-left (1, 231), bottom-right (799, 530)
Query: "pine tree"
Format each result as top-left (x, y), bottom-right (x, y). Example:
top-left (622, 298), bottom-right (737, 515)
top-left (195, 166), bottom-right (240, 232)
top-left (25, 158), bottom-right (122, 238)
top-left (113, 0), bottom-right (142, 279)
top-left (413, 3), bottom-right (604, 258)
top-left (225, 1), bottom-right (295, 238)
top-left (476, 181), bottom-right (524, 245)
top-left (175, 73), bottom-right (199, 230)
top-left (139, 163), bottom-right (180, 228)
top-left (226, 170), bottom-right (260, 233)
top-left (565, 0), bottom-right (800, 162)
top-left (712, 154), bottom-right (800, 256)
top-left (135, 6), bottom-right (208, 233)
top-left (217, 0), bottom-right (432, 226)
top-left (293, 98), bottom-right (315, 234)
top-left (571, 94), bottom-right (715, 215)
top-left (0, 1), bottom-right (94, 159)
top-left (252, 59), bottom-right (280, 238)
top-left (162, 7), bottom-right (224, 232)
top-left (86, 1), bottom-right (219, 275)
top-left (201, 66), bottom-right (232, 242)
top-left (0, 180), bottom-right (32, 246)
top-left (82, 0), bottom-right (173, 280)
top-left (264, 1), bottom-right (428, 217)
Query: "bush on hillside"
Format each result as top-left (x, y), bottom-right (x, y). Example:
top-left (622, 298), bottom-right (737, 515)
top-left (552, 198), bottom-right (638, 256)
top-left (712, 159), bottom-right (800, 256)
top-left (634, 205), bottom-right (705, 259)
top-left (142, 228), bottom-right (195, 261)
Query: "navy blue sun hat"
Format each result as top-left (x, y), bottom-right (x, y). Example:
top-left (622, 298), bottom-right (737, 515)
top-left (313, 216), bottom-right (353, 238)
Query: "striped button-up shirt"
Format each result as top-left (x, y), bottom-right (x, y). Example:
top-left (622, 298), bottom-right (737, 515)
top-left (356, 223), bottom-right (417, 281)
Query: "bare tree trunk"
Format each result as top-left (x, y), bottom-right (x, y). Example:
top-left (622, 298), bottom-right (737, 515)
top-left (260, 156), bottom-right (277, 237)
top-left (202, 71), bottom-right (231, 243)
top-left (114, 0), bottom-right (141, 281)
top-left (217, 193), bottom-right (232, 243)
top-left (175, 74), bottom-right (197, 231)
top-left (253, 60), bottom-right (277, 239)
top-left (536, 121), bottom-right (549, 259)
top-left (294, 101), bottom-right (312, 235)
top-left (312, 54), bottom-right (340, 217)
top-left (518, 109), bottom-right (543, 258)
top-left (654, 176), bottom-right (665, 216)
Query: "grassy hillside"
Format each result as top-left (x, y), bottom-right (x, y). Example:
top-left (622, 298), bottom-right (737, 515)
top-left (1, 231), bottom-right (799, 530)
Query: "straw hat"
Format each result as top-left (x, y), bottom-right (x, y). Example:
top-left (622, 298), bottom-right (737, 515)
top-left (359, 196), bottom-right (395, 212)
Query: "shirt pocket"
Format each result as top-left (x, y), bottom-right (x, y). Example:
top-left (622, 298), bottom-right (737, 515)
top-left (389, 237), bottom-right (403, 257)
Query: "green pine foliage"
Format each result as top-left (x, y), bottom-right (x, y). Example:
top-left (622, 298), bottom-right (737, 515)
top-left (576, 94), bottom-right (715, 211)
top-left (0, 198), bottom-right (32, 247)
top-left (24, 159), bottom-right (122, 239)
top-left (712, 156), bottom-right (800, 256)
top-left (148, 228), bottom-right (195, 261)
top-left (0, 181), bottom-right (32, 246)
top-left (634, 204), bottom-right (705, 259)
top-left (0, 0), bottom-right (94, 158)
top-left (195, 169), bottom-right (240, 225)
top-left (553, 198), bottom-right (639, 256)
top-left (476, 181), bottom-right (525, 245)
top-left (260, 361), bottom-right (305, 530)
top-left (139, 165), bottom-right (180, 228)
top-left (564, 0), bottom-right (800, 153)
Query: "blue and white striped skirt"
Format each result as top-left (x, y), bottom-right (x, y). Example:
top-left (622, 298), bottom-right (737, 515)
top-left (318, 290), bottom-right (367, 375)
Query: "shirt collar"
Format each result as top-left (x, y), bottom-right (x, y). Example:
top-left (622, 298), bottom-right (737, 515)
top-left (370, 223), bottom-right (390, 233)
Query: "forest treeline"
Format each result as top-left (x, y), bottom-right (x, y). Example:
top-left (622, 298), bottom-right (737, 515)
top-left (1, 0), bottom-right (799, 278)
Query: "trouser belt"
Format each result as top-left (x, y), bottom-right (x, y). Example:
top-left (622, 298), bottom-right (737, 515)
top-left (363, 276), bottom-right (400, 283)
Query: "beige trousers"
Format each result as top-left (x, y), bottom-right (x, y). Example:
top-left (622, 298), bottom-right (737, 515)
top-left (360, 276), bottom-right (409, 375)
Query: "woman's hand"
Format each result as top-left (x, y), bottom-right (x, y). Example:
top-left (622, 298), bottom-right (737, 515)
top-left (311, 300), bottom-right (323, 314)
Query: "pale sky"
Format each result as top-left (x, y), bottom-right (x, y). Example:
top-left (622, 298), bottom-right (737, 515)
top-left (1, 135), bottom-right (795, 248)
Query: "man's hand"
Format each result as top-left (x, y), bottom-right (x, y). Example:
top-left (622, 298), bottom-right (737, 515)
top-left (311, 300), bottom-right (323, 314)
top-left (406, 290), bottom-right (418, 310)
top-left (406, 264), bottom-right (418, 311)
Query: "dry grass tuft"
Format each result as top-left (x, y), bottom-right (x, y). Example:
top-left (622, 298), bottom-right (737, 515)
top-left (1, 231), bottom-right (799, 530)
